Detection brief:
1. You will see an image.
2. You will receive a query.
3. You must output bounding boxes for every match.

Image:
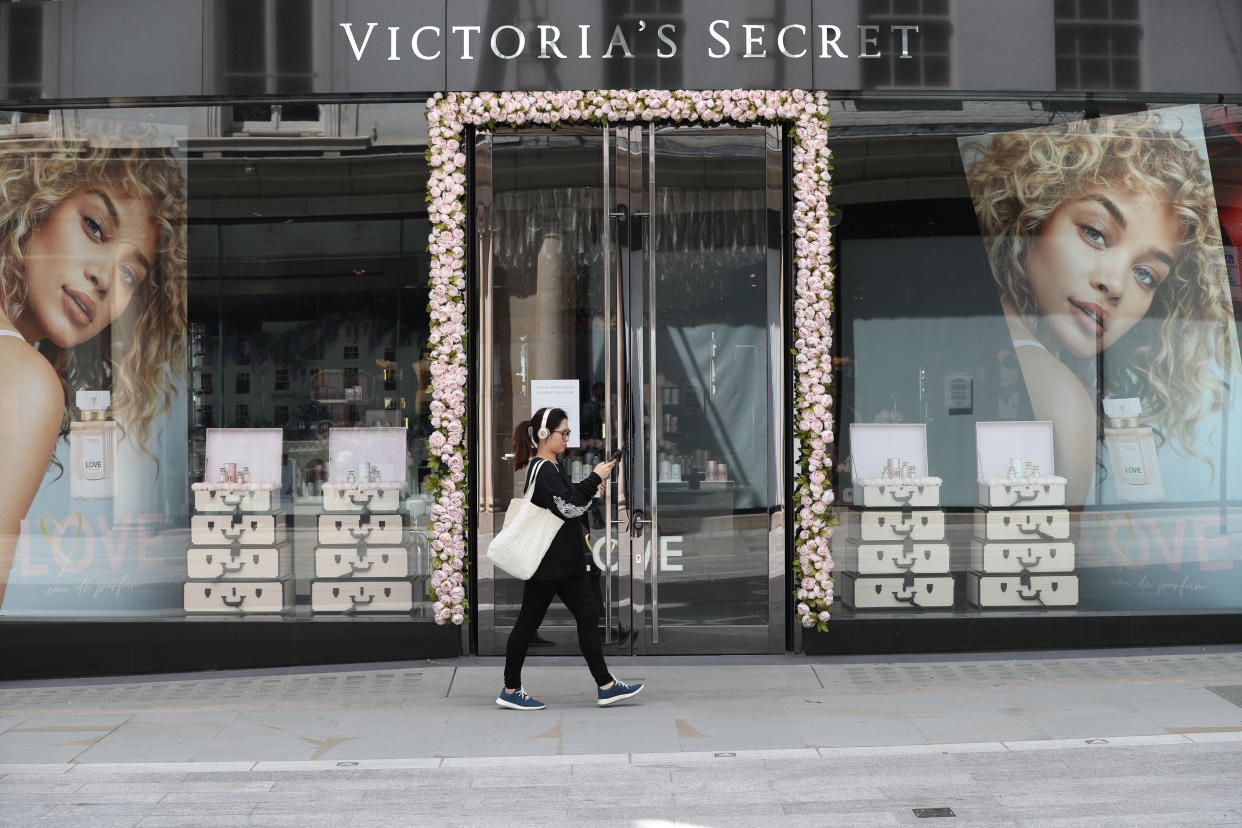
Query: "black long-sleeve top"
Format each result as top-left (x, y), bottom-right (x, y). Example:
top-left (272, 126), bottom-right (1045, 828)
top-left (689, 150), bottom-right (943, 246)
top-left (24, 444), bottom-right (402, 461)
top-left (523, 460), bottom-right (601, 581)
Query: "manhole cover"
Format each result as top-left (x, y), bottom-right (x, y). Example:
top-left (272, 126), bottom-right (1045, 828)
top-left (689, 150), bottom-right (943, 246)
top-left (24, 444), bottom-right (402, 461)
top-left (913, 807), bottom-right (956, 818)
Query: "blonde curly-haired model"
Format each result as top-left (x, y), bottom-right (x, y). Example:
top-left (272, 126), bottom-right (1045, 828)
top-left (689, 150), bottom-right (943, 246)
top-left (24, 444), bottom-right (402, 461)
top-left (963, 109), bottom-right (1232, 505)
top-left (0, 132), bottom-right (186, 606)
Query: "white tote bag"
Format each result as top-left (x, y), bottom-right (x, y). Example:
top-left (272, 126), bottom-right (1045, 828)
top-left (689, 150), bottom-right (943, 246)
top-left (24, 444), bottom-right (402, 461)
top-left (486, 459), bottom-right (563, 580)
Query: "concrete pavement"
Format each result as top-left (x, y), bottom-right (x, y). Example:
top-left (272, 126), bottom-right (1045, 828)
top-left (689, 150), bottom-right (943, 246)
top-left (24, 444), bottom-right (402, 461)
top-left (1, 646), bottom-right (1240, 825)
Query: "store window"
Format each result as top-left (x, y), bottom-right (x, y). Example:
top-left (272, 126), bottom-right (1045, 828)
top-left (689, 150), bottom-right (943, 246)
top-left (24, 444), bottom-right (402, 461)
top-left (0, 103), bottom-right (434, 621)
top-left (833, 101), bottom-right (1242, 617)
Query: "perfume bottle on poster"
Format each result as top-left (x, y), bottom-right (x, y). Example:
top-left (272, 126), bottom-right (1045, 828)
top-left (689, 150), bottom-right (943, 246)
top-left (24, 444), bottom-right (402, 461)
top-left (1103, 397), bottom-right (1164, 503)
top-left (70, 389), bottom-right (118, 501)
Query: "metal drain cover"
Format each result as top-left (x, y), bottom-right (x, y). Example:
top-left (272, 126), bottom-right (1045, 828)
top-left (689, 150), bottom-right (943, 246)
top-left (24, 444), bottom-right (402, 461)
top-left (913, 807), bottom-right (956, 818)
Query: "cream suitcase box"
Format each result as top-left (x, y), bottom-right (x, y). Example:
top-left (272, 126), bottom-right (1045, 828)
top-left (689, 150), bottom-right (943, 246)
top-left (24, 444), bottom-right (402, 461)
top-left (183, 580), bottom-right (294, 614)
top-left (839, 541), bottom-right (950, 575)
top-left (191, 513), bottom-right (287, 546)
top-left (192, 428), bottom-right (284, 513)
top-left (186, 545), bottom-right (293, 580)
top-left (838, 573), bottom-right (955, 609)
top-left (966, 572), bottom-right (1079, 608)
top-left (849, 423), bottom-right (941, 508)
top-left (322, 427), bottom-right (406, 512)
top-left (317, 513), bottom-right (405, 546)
top-left (311, 580), bottom-right (415, 613)
top-left (314, 546), bottom-right (413, 579)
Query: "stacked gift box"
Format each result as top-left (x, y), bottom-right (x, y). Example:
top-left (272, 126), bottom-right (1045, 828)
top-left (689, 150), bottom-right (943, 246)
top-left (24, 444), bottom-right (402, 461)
top-left (838, 424), bottom-right (954, 611)
top-left (967, 421), bottom-right (1079, 609)
top-left (310, 427), bottom-right (416, 614)
top-left (184, 428), bottom-right (293, 614)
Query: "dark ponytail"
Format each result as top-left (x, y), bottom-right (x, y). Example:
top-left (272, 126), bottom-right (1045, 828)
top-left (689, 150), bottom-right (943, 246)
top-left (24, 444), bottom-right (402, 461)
top-left (511, 406), bottom-right (567, 470)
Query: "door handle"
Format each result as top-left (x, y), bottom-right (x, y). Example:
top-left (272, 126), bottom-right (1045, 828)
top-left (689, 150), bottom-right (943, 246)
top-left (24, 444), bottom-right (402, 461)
top-left (630, 512), bottom-right (649, 537)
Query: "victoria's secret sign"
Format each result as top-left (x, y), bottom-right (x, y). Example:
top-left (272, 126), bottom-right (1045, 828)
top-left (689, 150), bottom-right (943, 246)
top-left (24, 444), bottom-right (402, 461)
top-left (340, 19), bottom-right (920, 63)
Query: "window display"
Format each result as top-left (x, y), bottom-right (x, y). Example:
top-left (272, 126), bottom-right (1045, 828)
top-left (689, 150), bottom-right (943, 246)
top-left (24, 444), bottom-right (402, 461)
top-left (836, 102), bottom-right (1242, 618)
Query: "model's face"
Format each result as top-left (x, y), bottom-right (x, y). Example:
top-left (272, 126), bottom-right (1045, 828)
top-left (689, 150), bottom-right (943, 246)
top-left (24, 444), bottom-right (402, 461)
top-left (1025, 184), bottom-right (1180, 358)
top-left (21, 185), bottom-right (156, 348)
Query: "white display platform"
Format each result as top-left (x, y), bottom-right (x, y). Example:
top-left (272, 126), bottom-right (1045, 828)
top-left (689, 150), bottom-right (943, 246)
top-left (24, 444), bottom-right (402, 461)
top-left (838, 573), bottom-right (955, 610)
top-left (840, 541), bottom-right (951, 575)
top-left (311, 580), bottom-right (414, 612)
top-left (204, 428), bottom-right (283, 487)
top-left (186, 545), bottom-right (293, 580)
top-left (966, 572), bottom-right (1079, 608)
top-left (190, 514), bottom-right (286, 546)
top-left (317, 514), bottom-right (405, 546)
top-left (969, 541), bottom-right (1075, 574)
top-left (850, 423), bottom-right (940, 506)
top-left (183, 580), bottom-right (293, 614)
top-left (314, 546), bottom-right (412, 579)
top-left (855, 509), bottom-right (945, 542)
top-left (974, 509), bottom-right (1070, 541)
top-left (322, 487), bottom-right (401, 513)
top-left (329, 427), bottom-right (407, 484)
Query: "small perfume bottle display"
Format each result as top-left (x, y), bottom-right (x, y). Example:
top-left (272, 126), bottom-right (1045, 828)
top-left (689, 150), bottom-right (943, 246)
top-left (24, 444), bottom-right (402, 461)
top-left (70, 389), bottom-right (118, 501)
top-left (1103, 397), bottom-right (1164, 503)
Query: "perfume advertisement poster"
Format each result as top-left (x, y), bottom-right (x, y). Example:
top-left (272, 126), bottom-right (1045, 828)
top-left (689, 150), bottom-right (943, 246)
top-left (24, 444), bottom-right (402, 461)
top-left (959, 105), bottom-right (1242, 609)
top-left (0, 116), bottom-right (189, 615)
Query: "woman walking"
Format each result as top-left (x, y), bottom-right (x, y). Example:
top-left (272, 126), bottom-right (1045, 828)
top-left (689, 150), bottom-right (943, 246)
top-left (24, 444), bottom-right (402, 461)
top-left (497, 406), bottom-right (644, 710)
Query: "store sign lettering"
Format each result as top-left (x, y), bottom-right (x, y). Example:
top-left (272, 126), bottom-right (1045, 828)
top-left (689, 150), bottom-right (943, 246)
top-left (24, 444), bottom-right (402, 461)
top-left (339, 21), bottom-right (919, 63)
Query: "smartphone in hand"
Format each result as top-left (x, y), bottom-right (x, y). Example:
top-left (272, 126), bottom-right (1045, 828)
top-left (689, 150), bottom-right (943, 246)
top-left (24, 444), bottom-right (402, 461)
top-left (611, 447), bottom-right (624, 462)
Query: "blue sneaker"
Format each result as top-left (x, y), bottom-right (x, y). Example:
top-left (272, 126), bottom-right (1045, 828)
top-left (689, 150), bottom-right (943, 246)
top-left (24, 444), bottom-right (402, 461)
top-left (597, 677), bottom-right (644, 707)
top-left (496, 688), bottom-right (546, 710)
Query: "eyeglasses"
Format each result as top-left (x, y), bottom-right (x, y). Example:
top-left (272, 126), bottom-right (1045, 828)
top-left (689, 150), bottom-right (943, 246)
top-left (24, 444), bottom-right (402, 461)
top-left (553, 429), bottom-right (571, 439)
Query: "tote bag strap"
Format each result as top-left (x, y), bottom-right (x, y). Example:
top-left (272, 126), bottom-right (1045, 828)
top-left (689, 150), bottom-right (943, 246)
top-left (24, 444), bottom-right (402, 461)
top-left (523, 458), bottom-right (547, 500)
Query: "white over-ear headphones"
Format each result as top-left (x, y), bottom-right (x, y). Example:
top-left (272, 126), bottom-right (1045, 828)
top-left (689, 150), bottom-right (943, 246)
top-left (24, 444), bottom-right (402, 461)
top-left (530, 408), bottom-right (553, 447)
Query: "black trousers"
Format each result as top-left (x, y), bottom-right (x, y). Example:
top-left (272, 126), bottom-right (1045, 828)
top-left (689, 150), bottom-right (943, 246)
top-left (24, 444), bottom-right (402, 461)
top-left (504, 573), bottom-right (612, 690)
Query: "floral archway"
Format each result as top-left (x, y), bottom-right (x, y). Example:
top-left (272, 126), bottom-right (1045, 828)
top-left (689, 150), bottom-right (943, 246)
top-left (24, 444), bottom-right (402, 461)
top-left (423, 90), bottom-right (836, 632)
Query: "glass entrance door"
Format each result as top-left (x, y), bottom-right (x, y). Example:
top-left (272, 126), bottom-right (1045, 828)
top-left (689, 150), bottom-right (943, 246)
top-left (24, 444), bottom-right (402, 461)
top-left (474, 124), bottom-right (785, 655)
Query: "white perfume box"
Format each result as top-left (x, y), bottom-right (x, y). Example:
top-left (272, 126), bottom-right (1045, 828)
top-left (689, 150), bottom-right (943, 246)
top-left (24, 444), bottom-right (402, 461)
top-left (974, 509), bottom-right (1070, 541)
top-left (329, 427), bottom-right (407, 485)
top-left (840, 541), bottom-right (951, 575)
top-left (186, 544), bottom-right (293, 580)
top-left (978, 481), bottom-right (1066, 509)
top-left (855, 509), bottom-right (945, 542)
top-left (311, 580), bottom-right (414, 613)
top-left (183, 579), bottom-right (293, 614)
top-left (838, 573), bottom-right (955, 610)
top-left (314, 546), bottom-right (412, 579)
top-left (204, 428), bottom-right (283, 487)
top-left (190, 514), bottom-right (286, 546)
top-left (317, 514), bottom-right (405, 546)
top-left (850, 423), bottom-right (940, 507)
top-left (193, 488), bottom-right (280, 514)
top-left (322, 487), bottom-right (401, 514)
top-left (969, 541), bottom-right (1075, 574)
top-left (966, 572), bottom-right (1079, 608)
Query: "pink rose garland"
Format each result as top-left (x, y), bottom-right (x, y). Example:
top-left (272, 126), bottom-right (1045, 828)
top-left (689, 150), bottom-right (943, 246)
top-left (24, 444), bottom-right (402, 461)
top-left (424, 90), bottom-right (835, 630)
